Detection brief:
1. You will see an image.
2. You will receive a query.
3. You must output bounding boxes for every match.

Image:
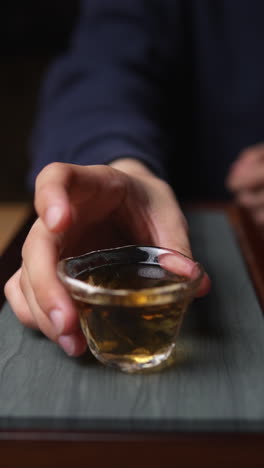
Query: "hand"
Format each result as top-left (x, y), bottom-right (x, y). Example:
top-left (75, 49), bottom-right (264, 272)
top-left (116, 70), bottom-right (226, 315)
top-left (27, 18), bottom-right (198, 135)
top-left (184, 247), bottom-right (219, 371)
top-left (5, 159), bottom-right (210, 357)
top-left (226, 143), bottom-right (264, 227)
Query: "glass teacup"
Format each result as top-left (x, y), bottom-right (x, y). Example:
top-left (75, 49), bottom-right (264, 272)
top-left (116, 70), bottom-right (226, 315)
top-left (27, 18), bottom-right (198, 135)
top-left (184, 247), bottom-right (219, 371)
top-left (57, 245), bottom-right (204, 373)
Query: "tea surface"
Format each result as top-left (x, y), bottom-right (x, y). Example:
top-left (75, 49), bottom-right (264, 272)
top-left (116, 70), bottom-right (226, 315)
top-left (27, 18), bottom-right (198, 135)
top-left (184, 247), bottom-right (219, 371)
top-left (79, 262), bottom-right (185, 289)
top-left (77, 263), bottom-right (188, 372)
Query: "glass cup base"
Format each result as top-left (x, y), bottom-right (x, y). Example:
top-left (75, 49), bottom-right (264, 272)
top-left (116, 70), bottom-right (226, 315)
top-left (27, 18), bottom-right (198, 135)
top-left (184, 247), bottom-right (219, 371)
top-left (88, 339), bottom-right (177, 374)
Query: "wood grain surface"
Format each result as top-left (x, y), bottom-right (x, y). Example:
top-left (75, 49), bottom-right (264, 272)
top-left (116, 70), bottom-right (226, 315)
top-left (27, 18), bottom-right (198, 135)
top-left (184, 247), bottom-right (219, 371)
top-left (0, 210), bottom-right (264, 468)
top-left (0, 211), bottom-right (263, 435)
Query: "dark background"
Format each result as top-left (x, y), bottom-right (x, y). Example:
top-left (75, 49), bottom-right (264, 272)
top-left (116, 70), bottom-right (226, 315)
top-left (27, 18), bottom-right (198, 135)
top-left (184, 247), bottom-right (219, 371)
top-left (0, 1), bottom-right (79, 200)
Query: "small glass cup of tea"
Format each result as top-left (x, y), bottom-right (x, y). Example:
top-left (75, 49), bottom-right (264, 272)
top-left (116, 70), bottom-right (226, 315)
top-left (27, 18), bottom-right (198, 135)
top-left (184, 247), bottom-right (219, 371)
top-left (57, 245), bottom-right (204, 373)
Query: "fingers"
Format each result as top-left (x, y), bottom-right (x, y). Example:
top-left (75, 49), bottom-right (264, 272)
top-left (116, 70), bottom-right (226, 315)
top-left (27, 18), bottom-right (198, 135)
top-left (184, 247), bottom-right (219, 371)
top-left (35, 162), bottom-right (126, 233)
top-left (130, 178), bottom-right (211, 297)
top-left (236, 143), bottom-right (264, 164)
top-left (227, 144), bottom-right (264, 191)
top-left (5, 217), bottom-right (87, 357)
top-left (5, 163), bottom-right (128, 357)
top-left (7, 159), bottom-right (211, 355)
top-left (110, 159), bottom-right (212, 296)
top-left (230, 144), bottom-right (264, 174)
top-left (227, 164), bottom-right (264, 191)
top-left (19, 263), bottom-right (59, 341)
top-left (4, 268), bottom-right (37, 329)
top-left (21, 218), bottom-right (78, 335)
top-left (236, 189), bottom-right (264, 228)
top-left (226, 145), bottom-right (264, 229)
top-left (237, 188), bottom-right (264, 209)
top-left (22, 257), bottom-right (87, 355)
top-left (131, 179), bottom-right (193, 257)
top-left (58, 330), bottom-right (88, 357)
top-left (5, 266), bottom-right (87, 356)
top-left (159, 251), bottom-right (211, 298)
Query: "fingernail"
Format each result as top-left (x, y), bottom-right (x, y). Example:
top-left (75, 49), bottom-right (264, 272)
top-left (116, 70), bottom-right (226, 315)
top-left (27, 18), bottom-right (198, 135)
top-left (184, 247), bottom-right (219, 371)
top-left (58, 335), bottom-right (75, 356)
top-left (45, 205), bottom-right (63, 230)
top-left (50, 309), bottom-right (64, 335)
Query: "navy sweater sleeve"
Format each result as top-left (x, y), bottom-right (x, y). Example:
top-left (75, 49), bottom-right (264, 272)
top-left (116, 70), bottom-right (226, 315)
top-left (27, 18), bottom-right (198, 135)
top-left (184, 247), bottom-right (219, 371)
top-left (28, 0), bottom-right (177, 187)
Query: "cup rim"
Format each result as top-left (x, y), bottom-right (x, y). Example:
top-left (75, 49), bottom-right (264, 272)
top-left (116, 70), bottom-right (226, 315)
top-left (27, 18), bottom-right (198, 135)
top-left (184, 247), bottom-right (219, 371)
top-left (57, 245), bottom-right (204, 304)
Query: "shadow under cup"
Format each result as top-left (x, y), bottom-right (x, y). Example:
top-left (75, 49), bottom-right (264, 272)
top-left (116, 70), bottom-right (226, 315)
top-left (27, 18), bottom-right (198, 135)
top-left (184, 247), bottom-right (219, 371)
top-left (57, 246), bottom-right (204, 373)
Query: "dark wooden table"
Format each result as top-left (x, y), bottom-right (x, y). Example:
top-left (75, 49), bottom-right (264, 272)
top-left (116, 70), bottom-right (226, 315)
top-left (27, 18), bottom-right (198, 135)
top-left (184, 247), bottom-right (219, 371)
top-left (1, 202), bottom-right (264, 468)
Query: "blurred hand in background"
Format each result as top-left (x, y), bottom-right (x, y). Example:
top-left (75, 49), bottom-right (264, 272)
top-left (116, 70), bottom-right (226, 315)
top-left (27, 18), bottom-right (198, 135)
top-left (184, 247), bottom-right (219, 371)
top-left (227, 143), bottom-right (264, 230)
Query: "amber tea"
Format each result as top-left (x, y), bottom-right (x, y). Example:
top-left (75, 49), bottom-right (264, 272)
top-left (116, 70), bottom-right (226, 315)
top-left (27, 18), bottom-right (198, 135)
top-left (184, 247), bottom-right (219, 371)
top-left (77, 263), bottom-right (189, 372)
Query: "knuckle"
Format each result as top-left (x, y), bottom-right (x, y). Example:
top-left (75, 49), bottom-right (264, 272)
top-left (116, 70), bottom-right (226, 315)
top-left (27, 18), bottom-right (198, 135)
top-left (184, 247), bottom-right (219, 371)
top-left (4, 275), bottom-right (37, 329)
top-left (36, 162), bottom-right (63, 180)
top-left (17, 310), bottom-right (36, 329)
top-left (104, 164), bottom-right (121, 182)
top-left (109, 168), bottom-right (126, 194)
top-left (101, 165), bottom-right (128, 201)
top-left (4, 277), bottom-right (13, 299)
top-left (35, 162), bottom-right (70, 191)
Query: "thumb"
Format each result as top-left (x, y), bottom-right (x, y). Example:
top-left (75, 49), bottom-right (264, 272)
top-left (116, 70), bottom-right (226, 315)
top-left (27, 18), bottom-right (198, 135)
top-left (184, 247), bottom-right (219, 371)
top-left (141, 180), bottom-right (211, 297)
